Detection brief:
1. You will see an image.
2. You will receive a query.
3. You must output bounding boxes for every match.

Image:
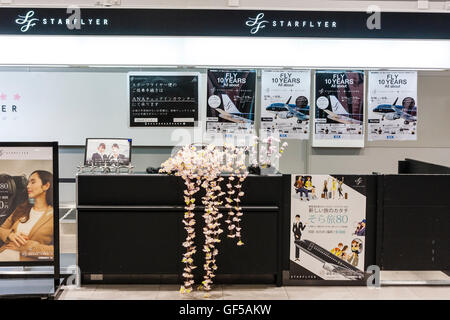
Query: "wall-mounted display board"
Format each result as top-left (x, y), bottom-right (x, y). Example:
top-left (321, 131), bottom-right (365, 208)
top-left (368, 71), bottom-right (418, 141)
top-left (289, 174), bottom-right (367, 283)
top-left (312, 70), bottom-right (365, 148)
top-left (0, 142), bottom-right (59, 275)
top-left (260, 70), bottom-right (311, 140)
top-left (205, 69), bottom-right (256, 144)
top-left (128, 72), bottom-right (199, 127)
top-left (0, 71), bottom-right (205, 146)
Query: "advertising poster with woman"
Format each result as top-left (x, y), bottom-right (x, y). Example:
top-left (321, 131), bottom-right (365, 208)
top-left (290, 174), bottom-right (366, 282)
top-left (260, 70), bottom-right (311, 140)
top-left (368, 71), bottom-right (418, 141)
top-left (0, 146), bottom-right (55, 262)
top-left (206, 69), bottom-right (256, 142)
top-left (313, 70), bottom-right (365, 147)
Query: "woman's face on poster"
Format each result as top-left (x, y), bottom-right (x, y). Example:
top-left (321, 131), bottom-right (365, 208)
top-left (27, 173), bottom-right (49, 200)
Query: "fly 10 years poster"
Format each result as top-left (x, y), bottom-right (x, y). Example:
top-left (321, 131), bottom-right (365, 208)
top-left (260, 70), bottom-right (311, 140)
top-left (206, 69), bottom-right (256, 142)
top-left (290, 174), bottom-right (367, 283)
top-left (368, 71), bottom-right (418, 141)
top-left (313, 70), bottom-right (365, 147)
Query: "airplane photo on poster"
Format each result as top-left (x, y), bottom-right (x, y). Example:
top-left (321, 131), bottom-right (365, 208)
top-left (295, 239), bottom-right (365, 280)
top-left (210, 94), bottom-right (254, 124)
top-left (324, 95), bottom-right (362, 125)
top-left (372, 97), bottom-right (417, 124)
top-left (265, 96), bottom-right (309, 122)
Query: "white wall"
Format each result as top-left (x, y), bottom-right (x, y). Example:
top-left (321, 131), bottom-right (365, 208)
top-left (25, 68), bottom-right (446, 204)
top-left (0, 36), bottom-right (449, 69)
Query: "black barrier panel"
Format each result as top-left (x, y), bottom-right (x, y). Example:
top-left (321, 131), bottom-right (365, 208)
top-left (77, 174), bottom-right (284, 285)
top-left (77, 174), bottom-right (185, 206)
top-left (383, 175), bottom-right (450, 207)
top-left (379, 174), bottom-right (450, 270)
top-left (77, 174), bottom-right (283, 207)
top-left (398, 158), bottom-right (450, 174)
top-left (364, 175), bottom-right (378, 269)
top-left (78, 209), bottom-right (279, 276)
top-left (78, 210), bottom-right (182, 274)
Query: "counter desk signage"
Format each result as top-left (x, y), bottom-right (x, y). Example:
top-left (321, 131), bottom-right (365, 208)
top-left (129, 72), bottom-right (199, 127)
top-left (260, 70), bottom-right (311, 140)
top-left (206, 69), bottom-right (256, 142)
top-left (313, 70), bottom-right (365, 147)
top-left (289, 174), bottom-right (367, 283)
top-left (368, 71), bottom-right (418, 141)
top-left (0, 143), bottom-right (58, 266)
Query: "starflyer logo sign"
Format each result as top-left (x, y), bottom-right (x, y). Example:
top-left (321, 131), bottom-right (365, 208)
top-left (14, 9), bottom-right (109, 33)
top-left (15, 11), bottom-right (39, 32)
top-left (245, 13), bottom-right (269, 34)
top-left (245, 12), bottom-right (338, 35)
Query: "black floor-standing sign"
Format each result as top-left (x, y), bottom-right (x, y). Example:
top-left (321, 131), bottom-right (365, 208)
top-left (0, 142), bottom-right (60, 298)
top-left (287, 174), bottom-right (370, 285)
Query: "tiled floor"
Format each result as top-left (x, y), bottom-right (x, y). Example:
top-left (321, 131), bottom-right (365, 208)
top-left (56, 270), bottom-right (450, 300)
top-left (58, 284), bottom-right (450, 300)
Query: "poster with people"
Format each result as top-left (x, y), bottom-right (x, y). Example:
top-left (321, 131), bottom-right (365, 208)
top-left (260, 70), bottom-right (311, 140)
top-left (206, 69), bottom-right (256, 143)
top-left (290, 174), bottom-right (367, 282)
top-left (84, 138), bottom-right (132, 166)
top-left (368, 71), bottom-right (418, 141)
top-left (0, 145), bottom-right (55, 263)
top-left (313, 70), bottom-right (365, 147)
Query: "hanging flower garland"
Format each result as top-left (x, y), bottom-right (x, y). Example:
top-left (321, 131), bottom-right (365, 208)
top-left (160, 146), bottom-right (200, 293)
top-left (223, 145), bottom-right (248, 246)
top-left (198, 145), bottom-right (224, 293)
top-left (258, 135), bottom-right (289, 168)
top-left (159, 138), bottom-right (288, 295)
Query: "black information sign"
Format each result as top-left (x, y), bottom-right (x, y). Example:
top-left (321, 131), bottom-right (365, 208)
top-left (129, 74), bottom-right (199, 127)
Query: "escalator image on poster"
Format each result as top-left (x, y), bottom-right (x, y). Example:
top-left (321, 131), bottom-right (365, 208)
top-left (206, 69), bottom-right (256, 136)
top-left (314, 70), bottom-right (365, 142)
top-left (290, 174), bottom-right (367, 282)
top-left (0, 147), bottom-right (54, 262)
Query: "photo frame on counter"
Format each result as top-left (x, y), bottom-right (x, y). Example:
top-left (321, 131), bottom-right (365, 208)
top-left (84, 138), bottom-right (132, 166)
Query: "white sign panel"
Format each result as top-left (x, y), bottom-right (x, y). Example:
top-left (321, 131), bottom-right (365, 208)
top-left (260, 70), bottom-right (311, 140)
top-left (368, 71), bottom-right (418, 141)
